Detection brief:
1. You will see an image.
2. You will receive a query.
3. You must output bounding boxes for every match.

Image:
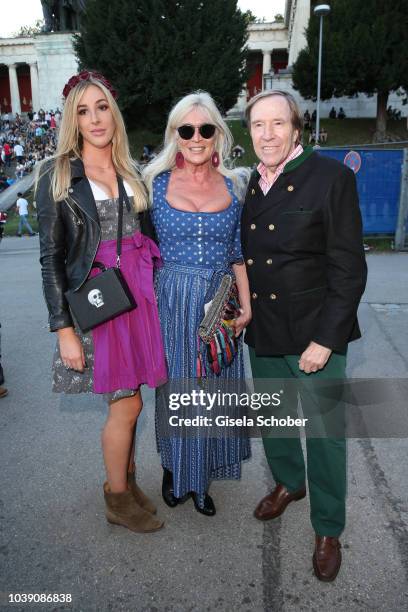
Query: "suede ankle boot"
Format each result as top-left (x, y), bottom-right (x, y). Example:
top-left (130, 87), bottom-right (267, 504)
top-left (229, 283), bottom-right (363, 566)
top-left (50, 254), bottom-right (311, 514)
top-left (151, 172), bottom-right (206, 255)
top-left (103, 483), bottom-right (163, 533)
top-left (127, 470), bottom-right (157, 515)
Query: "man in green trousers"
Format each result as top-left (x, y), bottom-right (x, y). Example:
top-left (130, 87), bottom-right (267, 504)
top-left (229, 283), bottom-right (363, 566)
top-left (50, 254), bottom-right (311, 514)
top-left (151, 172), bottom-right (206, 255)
top-left (241, 91), bottom-right (367, 581)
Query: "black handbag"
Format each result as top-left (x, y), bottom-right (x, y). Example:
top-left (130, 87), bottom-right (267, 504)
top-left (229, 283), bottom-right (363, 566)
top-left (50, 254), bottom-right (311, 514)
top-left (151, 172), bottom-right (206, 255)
top-left (65, 177), bottom-right (137, 333)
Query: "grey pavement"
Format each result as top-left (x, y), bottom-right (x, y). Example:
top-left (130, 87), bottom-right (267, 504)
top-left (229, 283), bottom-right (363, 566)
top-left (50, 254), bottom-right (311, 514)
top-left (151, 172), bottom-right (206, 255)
top-left (0, 238), bottom-right (407, 611)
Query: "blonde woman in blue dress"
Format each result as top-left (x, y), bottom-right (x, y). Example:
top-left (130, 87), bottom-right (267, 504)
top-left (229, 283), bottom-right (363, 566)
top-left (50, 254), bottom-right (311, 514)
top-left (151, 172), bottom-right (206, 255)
top-left (143, 92), bottom-right (251, 516)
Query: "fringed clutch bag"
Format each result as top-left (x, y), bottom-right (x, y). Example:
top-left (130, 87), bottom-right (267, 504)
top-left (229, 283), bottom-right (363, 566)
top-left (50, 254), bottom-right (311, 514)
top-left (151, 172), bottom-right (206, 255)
top-left (197, 274), bottom-right (241, 376)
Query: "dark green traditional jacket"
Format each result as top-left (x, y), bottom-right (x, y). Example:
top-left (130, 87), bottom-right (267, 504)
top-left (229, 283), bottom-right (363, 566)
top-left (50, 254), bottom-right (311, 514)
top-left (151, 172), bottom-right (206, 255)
top-left (241, 147), bottom-right (367, 356)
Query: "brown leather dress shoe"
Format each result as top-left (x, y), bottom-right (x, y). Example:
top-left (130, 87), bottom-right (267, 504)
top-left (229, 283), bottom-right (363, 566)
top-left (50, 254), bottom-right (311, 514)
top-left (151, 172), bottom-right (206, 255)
top-left (254, 483), bottom-right (306, 521)
top-left (313, 535), bottom-right (342, 581)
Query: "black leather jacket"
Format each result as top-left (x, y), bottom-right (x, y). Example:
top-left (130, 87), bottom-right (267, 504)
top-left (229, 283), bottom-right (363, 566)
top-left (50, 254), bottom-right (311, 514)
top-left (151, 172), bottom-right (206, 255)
top-left (36, 157), bottom-right (155, 332)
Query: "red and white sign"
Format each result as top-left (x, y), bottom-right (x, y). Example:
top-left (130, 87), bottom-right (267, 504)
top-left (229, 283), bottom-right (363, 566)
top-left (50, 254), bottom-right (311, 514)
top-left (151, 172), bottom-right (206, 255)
top-left (344, 150), bottom-right (362, 174)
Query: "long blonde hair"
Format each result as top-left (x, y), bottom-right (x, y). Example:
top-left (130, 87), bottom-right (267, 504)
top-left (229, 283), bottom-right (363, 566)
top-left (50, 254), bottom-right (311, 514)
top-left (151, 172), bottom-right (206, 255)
top-left (143, 91), bottom-right (249, 200)
top-left (37, 76), bottom-right (147, 211)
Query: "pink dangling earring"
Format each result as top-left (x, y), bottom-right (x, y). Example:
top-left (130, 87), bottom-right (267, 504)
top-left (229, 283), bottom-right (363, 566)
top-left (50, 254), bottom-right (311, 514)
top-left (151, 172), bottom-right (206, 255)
top-left (176, 151), bottom-right (185, 169)
top-left (211, 151), bottom-right (220, 168)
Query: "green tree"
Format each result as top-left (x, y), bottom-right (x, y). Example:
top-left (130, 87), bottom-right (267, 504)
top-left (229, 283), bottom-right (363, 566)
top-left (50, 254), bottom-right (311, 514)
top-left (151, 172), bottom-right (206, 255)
top-left (292, 0), bottom-right (408, 141)
top-left (242, 10), bottom-right (257, 25)
top-left (74, 0), bottom-right (249, 132)
top-left (14, 20), bottom-right (45, 37)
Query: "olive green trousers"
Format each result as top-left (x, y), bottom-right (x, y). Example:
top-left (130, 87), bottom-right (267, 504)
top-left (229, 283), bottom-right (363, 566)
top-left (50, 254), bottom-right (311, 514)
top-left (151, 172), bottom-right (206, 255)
top-left (249, 347), bottom-right (347, 537)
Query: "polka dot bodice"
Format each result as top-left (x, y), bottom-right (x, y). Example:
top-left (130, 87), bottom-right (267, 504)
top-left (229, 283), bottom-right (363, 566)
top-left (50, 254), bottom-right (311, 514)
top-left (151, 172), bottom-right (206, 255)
top-left (151, 171), bottom-right (243, 268)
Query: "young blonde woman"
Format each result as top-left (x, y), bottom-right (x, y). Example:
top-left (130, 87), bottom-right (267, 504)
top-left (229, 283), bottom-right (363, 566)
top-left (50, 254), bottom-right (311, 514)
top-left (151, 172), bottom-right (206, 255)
top-left (144, 92), bottom-right (251, 516)
top-left (36, 71), bottom-right (167, 533)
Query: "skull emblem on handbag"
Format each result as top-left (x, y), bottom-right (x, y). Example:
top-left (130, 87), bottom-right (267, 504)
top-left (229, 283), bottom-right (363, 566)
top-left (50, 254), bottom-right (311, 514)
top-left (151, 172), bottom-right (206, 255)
top-left (88, 288), bottom-right (104, 308)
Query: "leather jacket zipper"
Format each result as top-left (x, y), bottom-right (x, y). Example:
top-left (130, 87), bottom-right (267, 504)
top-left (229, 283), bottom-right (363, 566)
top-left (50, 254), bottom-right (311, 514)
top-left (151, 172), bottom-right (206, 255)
top-left (64, 198), bottom-right (83, 225)
top-left (67, 194), bottom-right (101, 291)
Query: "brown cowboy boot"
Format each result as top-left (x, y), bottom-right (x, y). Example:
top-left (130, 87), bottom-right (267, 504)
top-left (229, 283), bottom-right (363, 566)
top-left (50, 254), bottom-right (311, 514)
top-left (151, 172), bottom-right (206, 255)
top-left (103, 483), bottom-right (163, 533)
top-left (127, 470), bottom-right (157, 514)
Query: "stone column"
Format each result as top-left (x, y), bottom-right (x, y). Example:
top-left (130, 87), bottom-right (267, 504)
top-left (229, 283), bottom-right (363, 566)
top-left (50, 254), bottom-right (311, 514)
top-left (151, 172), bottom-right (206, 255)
top-left (263, 50), bottom-right (274, 90)
top-left (262, 50), bottom-right (272, 75)
top-left (30, 63), bottom-right (40, 112)
top-left (8, 64), bottom-right (21, 115)
top-left (288, 0), bottom-right (311, 66)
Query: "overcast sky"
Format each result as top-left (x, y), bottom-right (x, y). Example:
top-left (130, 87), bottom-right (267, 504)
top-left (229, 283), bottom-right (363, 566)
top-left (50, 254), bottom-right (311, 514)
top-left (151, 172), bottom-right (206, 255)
top-left (0, 0), bottom-right (286, 38)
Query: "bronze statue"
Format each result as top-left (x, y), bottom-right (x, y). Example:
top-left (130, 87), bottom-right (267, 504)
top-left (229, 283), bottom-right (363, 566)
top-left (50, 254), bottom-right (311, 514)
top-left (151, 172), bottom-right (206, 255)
top-left (41, 0), bottom-right (55, 31)
top-left (41, 0), bottom-right (87, 32)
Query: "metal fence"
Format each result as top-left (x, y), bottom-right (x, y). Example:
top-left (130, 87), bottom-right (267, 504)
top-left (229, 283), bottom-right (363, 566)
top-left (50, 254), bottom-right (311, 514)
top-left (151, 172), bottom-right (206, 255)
top-left (318, 148), bottom-right (408, 249)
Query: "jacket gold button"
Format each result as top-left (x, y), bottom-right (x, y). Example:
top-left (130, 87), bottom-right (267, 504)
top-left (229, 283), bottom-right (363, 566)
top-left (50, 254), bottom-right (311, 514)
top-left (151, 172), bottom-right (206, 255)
top-left (270, 293), bottom-right (277, 300)
top-left (266, 259), bottom-right (272, 265)
top-left (251, 188), bottom-right (255, 195)
top-left (252, 292), bottom-right (258, 299)
top-left (268, 224), bottom-right (275, 231)
top-left (247, 258), bottom-right (254, 265)
top-left (287, 185), bottom-right (294, 192)
top-left (250, 223), bottom-right (256, 230)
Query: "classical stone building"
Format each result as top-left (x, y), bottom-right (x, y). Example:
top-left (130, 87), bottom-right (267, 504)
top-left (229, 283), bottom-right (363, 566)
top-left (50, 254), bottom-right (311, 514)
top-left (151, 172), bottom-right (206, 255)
top-left (0, 33), bottom-right (77, 114)
top-left (0, 1), bottom-right (405, 119)
top-left (237, 0), bottom-right (406, 119)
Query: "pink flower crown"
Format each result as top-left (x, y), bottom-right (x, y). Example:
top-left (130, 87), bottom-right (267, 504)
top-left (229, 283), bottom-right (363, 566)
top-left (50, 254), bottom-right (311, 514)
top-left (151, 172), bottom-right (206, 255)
top-left (62, 70), bottom-right (118, 100)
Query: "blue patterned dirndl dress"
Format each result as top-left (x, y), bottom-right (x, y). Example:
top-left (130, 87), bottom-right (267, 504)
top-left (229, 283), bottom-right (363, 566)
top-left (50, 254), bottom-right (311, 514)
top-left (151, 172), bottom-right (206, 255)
top-left (151, 171), bottom-right (251, 502)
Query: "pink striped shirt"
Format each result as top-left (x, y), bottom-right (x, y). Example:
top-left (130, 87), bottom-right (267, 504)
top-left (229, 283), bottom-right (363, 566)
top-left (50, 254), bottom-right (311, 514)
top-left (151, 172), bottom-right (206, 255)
top-left (258, 144), bottom-right (304, 195)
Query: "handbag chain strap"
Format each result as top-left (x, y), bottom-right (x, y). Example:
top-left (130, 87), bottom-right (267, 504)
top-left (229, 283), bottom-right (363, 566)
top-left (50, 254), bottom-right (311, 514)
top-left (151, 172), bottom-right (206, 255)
top-left (116, 176), bottom-right (131, 268)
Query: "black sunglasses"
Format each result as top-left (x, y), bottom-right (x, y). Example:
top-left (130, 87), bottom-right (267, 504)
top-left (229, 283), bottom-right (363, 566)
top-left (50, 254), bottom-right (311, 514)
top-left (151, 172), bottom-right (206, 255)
top-left (177, 123), bottom-right (216, 140)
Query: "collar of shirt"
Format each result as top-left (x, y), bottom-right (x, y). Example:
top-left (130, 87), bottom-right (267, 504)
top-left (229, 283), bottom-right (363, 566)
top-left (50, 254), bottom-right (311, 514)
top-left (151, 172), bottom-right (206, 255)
top-left (257, 144), bottom-right (304, 196)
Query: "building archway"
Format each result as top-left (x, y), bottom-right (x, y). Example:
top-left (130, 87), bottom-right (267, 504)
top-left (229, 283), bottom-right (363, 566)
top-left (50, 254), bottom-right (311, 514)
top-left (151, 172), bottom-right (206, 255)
top-left (0, 64), bottom-right (11, 114)
top-left (246, 50), bottom-right (289, 100)
top-left (17, 64), bottom-right (32, 112)
top-left (247, 52), bottom-right (263, 99)
top-left (271, 49), bottom-right (288, 73)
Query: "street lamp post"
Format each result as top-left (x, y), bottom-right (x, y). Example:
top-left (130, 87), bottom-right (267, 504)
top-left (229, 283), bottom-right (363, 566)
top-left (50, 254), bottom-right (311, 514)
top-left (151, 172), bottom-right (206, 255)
top-left (314, 4), bottom-right (331, 144)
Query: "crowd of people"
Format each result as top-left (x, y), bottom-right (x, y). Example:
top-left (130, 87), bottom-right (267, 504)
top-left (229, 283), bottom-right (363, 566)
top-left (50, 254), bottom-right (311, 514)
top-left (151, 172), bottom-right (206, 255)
top-left (302, 106), bottom-right (347, 144)
top-left (0, 110), bottom-right (58, 190)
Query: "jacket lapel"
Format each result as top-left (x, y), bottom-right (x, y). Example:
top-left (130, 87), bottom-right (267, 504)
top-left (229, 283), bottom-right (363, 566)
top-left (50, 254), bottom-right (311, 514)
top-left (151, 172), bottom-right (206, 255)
top-left (69, 157), bottom-right (100, 224)
top-left (245, 174), bottom-right (294, 222)
top-left (244, 150), bottom-right (316, 222)
top-left (245, 146), bottom-right (315, 221)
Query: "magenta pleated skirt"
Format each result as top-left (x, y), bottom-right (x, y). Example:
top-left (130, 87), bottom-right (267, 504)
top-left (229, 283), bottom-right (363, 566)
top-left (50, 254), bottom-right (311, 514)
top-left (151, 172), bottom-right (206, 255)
top-left (89, 231), bottom-right (167, 393)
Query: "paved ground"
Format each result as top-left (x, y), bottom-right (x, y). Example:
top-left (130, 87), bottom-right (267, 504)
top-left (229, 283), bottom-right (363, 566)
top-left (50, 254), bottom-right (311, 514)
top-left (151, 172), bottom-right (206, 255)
top-left (0, 239), bottom-right (407, 612)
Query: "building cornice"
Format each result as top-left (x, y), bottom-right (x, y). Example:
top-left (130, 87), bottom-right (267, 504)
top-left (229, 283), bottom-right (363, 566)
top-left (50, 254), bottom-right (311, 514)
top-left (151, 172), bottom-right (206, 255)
top-left (248, 22), bottom-right (287, 32)
top-left (0, 37), bottom-right (34, 46)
